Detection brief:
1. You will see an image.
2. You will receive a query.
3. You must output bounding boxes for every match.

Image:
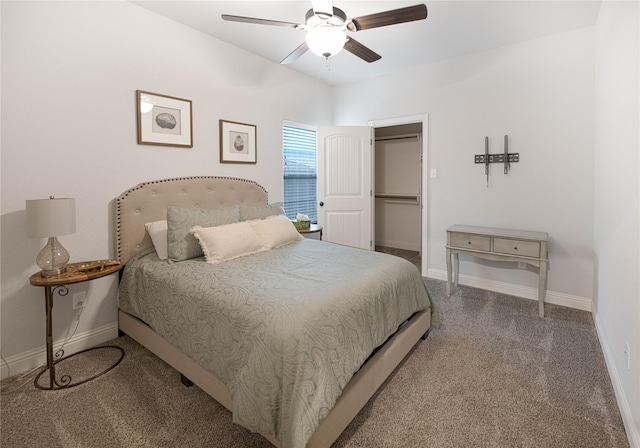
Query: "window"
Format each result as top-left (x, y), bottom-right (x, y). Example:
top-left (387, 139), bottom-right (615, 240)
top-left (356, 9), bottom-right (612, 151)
top-left (283, 123), bottom-right (317, 223)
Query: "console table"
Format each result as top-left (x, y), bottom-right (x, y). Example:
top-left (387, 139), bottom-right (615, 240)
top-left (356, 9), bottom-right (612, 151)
top-left (446, 225), bottom-right (549, 317)
top-left (29, 260), bottom-right (124, 390)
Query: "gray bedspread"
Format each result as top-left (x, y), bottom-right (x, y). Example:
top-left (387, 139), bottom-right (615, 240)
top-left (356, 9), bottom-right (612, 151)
top-left (118, 238), bottom-right (435, 448)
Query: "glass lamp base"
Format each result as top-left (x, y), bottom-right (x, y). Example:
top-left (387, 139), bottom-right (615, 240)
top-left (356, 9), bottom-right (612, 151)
top-left (40, 266), bottom-right (67, 277)
top-left (36, 236), bottom-right (70, 277)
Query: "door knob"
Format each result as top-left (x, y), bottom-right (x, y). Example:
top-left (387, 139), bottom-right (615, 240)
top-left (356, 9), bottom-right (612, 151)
top-left (319, 202), bottom-right (324, 207)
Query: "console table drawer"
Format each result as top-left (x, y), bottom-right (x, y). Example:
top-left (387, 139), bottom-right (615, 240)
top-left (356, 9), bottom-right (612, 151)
top-left (493, 238), bottom-right (540, 258)
top-left (450, 233), bottom-right (491, 251)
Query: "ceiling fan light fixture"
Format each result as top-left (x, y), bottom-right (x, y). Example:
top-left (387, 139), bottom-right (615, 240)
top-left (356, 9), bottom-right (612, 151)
top-left (305, 26), bottom-right (346, 59)
top-left (222, 3), bottom-right (428, 65)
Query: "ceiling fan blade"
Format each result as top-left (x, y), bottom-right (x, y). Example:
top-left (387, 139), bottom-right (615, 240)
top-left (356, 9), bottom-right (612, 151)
top-left (347, 4), bottom-right (427, 32)
top-left (311, 0), bottom-right (333, 18)
top-left (344, 37), bottom-right (381, 63)
top-left (280, 42), bottom-right (309, 65)
top-left (222, 14), bottom-right (300, 29)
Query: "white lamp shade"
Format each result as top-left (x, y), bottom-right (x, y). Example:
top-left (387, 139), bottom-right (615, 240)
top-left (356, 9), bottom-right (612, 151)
top-left (26, 198), bottom-right (76, 238)
top-left (305, 27), bottom-right (346, 58)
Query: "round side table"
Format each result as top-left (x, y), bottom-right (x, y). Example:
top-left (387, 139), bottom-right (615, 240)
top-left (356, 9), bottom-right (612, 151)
top-left (297, 224), bottom-right (323, 240)
top-left (29, 260), bottom-right (125, 390)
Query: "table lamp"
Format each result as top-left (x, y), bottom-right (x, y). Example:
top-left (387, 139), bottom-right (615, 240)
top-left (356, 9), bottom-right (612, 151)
top-left (26, 197), bottom-right (76, 277)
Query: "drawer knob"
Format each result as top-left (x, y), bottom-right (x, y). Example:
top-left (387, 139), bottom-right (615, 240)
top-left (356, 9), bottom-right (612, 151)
top-left (514, 247), bottom-right (518, 250)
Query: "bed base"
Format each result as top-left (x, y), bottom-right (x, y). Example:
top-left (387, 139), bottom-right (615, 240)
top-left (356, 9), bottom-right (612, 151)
top-left (119, 308), bottom-right (431, 447)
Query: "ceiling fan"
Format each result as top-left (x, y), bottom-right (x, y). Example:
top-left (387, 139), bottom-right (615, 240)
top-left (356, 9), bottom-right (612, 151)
top-left (222, 1), bottom-right (428, 65)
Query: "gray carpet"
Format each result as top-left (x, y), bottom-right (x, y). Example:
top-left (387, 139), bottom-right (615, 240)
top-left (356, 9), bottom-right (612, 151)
top-left (1, 278), bottom-right (629, 448)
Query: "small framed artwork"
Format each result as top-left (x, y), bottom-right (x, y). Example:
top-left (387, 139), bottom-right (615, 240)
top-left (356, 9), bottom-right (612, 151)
top-left (136, 90), bottom-right (192, 147)
top-left (219, 119), bottom-right (257, 164)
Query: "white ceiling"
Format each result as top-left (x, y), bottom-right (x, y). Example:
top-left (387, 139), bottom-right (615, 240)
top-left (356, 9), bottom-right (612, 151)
top-left (132, 0), bottom-right (602, 85)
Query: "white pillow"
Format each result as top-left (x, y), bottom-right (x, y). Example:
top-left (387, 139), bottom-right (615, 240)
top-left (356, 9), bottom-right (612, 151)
top-left (144, 220), bottom-right (168, 260)
top-left (190, 222), bottom-right (265, 264)
top-left (249, 215), bottom-right (303, 250)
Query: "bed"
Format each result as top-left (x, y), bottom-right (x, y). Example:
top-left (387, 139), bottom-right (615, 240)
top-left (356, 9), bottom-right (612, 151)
top-left (114, 176), bottom-right (436, 448)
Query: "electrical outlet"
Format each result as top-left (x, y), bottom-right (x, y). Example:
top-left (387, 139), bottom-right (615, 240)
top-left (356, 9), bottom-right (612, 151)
top-left (517, 261), bottom-right (526, 269)
top-left (624, 342), bottom-right (631, 370)
top-left (73, 292), bottom-right (87, 310)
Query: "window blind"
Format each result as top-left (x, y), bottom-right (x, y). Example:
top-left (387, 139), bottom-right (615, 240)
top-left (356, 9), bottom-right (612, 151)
top-left (283, 124), bottom-right (317, 223)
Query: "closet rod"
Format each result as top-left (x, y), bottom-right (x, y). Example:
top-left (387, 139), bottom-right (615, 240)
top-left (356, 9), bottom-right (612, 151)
top-left (375, 194), bottom-right (420, 201)
top-left (374, 133), bottom-right (420, 142)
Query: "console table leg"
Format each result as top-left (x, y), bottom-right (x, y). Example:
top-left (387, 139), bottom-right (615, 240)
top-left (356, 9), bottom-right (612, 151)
top-left (453, 253), bottom-right (460, 287)
top-left (538, 261), bottom-right (548, 317)
top-left (446, 248), bottom-right (452, 295)
top-left (44, 286), bottom-right (55, 388)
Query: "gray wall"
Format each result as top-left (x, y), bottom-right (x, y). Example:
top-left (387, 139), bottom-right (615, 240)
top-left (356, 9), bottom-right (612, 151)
top-left (593, 1), bottom-right (639, 444)
top-left (1, 1), bottom-right (332, 375)
top-left (333, 26), bottom-right (595, 310)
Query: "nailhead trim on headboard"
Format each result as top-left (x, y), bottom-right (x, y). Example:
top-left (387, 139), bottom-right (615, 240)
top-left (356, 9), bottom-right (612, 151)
top-left (114, 176), bottom-right (269, 264)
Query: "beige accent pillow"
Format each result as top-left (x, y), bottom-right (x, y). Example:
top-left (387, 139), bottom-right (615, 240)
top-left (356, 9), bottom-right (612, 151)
top-left (190, 222), bottom-right (265, 264)
top-left (144, 220), bottom-right (168, 260)
top-left (249, 215), bottom-right (303, 250)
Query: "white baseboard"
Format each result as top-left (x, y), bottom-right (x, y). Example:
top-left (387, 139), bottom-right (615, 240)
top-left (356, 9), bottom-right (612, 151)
top-left (1, 322), bottom-right (119, 381)
top-left (594, 315), bottom-right (640, 448)
top-left (426, 268), bottom-right (592, 312)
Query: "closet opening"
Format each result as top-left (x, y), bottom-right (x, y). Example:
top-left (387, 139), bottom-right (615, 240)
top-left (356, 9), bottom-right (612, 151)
top-left (373, 122), bottom-right (423, 272)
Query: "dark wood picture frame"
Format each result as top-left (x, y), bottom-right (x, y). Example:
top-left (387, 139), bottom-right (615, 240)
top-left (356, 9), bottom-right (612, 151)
top-left (219, 119), bottom-right (257, 164)
top-left (137, 90), bottom-right (192, 148)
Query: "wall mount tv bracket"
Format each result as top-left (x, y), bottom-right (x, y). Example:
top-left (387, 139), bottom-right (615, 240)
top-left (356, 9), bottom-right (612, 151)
top-left (474, 135), bottom-right (519, 186)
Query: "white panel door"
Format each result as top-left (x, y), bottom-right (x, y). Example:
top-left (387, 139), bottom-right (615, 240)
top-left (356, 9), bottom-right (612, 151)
top-left (317, 126), bottom-right (373, 249)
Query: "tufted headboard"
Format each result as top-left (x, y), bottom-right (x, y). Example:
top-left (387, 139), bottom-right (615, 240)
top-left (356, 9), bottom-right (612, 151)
top-left (114, 176), bottom-right (268, 265)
